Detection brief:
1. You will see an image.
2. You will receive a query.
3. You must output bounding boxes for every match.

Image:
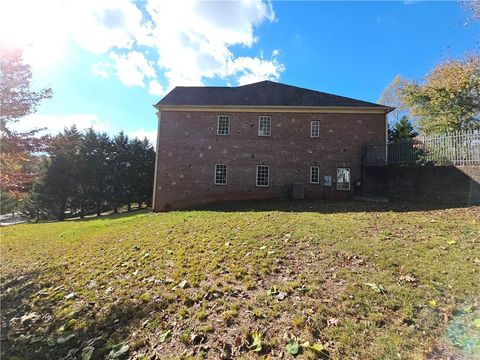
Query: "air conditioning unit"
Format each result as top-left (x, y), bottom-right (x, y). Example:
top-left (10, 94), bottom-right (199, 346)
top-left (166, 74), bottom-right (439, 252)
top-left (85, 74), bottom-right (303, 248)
top-left (290, 182), bottom-right (304, 200)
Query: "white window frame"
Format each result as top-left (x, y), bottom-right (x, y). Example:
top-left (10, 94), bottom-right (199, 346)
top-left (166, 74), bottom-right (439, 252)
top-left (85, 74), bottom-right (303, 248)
top-left (217, 115), bottom-right (230, 135)
top-left (310, 166), bottom-right (320, 184)
top-left (336, 167), bottom-right (351, 191)
top-left (311, 120), bottom-right (320, 138)
top-left (258, 116), bottom-right (271, 137)
top-left (256, 165), bottom-right (270, 187)
top-left (214, 164), bottom-right (227, 185)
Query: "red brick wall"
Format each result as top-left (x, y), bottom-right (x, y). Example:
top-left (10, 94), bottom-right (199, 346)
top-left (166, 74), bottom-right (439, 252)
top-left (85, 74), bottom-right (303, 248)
top-left (153, 110), bottom-right (387, 211)
top-left (363, 165), bottom-right (480, 205)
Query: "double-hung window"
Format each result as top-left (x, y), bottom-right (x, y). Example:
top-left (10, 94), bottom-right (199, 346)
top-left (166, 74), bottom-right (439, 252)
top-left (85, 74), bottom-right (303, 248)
top-left (310, 166), bottom-right (320, 184)
top-left (311, 120), bottom-right (320, 138)
top-left (258, 116), bottom-right (271, 136)
top-left (256, 165), bottom-right (270, 187)
top-left (336, 167), bottom-right (351, 190)
top-left (214, 164), bottom-right (227, 185)
top-left (217, 115), bottom-right (230, 135)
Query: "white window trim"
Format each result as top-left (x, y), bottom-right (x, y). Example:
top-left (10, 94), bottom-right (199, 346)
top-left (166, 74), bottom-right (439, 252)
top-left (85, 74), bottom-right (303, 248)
top-left (310, 166), bottom-right (320, 184)
top-left (256, 165), bottom-right (270, 187)
top-left (258, 116), bottom-right (271, 137)
top-left (336, 167), bottom-right (351, 191)
top-left (311, 120), bottom-right (320, 138)
top-left (217, 115), bottom-right (230, 136)
top-left (214, 164), bottom-right (227, 185)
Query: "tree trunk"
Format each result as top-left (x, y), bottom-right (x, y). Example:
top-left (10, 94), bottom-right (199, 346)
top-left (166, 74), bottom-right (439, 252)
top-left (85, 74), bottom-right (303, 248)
top-left (127, 203), bottom-right (131, 212)
top-left (96, 201), bottom-right (101, 216)
top-left (35, 209), bottom-right (39, 223)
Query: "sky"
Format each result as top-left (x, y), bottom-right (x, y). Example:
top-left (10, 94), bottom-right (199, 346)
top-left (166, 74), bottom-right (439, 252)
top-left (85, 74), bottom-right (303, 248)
top-left (1, 0), bottom-right (478, 146)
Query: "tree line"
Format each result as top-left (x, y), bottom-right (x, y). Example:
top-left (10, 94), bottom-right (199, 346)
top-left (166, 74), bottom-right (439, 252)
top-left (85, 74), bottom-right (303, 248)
top-left (20, 128), bottom-right (156, 221)
top-left (1, 45), bottom-right (156, 221)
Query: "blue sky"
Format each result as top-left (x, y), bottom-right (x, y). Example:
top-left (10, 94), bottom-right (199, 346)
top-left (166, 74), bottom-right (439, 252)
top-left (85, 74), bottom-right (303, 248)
top-left (1, 0), bottom-right (478, 145)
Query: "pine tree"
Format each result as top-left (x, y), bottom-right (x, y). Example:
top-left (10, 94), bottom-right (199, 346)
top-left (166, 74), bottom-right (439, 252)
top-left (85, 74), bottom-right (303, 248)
top-left (389, 116), bottom-right (418, 142)
top-left (139, 138), bottom-right (156, 207)
top-left (110, 132), bottom-right (130, 213)
top-left (41, 127), bottom-right (82, 220)
top-left (127, 137), bottom-right (156, 209)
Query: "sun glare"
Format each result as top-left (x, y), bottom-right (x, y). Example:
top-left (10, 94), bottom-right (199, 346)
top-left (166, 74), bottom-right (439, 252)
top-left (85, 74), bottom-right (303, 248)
top-left (0, 0), bottom-right (69, 70)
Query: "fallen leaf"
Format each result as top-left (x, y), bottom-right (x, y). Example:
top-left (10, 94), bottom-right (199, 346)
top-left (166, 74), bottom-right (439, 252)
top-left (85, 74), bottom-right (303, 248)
top-left (473, 319), bottom-right (480, 328)
top-left (447, 240), bottom-right (457, 245)
top-left (275, 291), bottom-right (287, 301)
top-left (267, 286), bottom-right (278, 296)
top-left (365, 282), bottom-right (386, 294)
top-left (173, 280), bottom-right (188, 290)
top-left (159, 330), bottom-right (171, 343)
top-left (399, 274), bottom-right (417, 283)
top-left (82, 346), bottom-right (94, 360)
top-left (327, 317), bottom-right (339, 326)
top-left (286, 340), bottom-right (299, 355)
top-left (20, 312), bottom-right (40, 324)
top-left (307, 343), bottom-right (324, 353)
top-left (65, 292), bottom-right (76, 300)
top-left (109, 343), bottom-right (129, 358)
top-left (57, 333), bottom-right (75, 344)
top-left (249, 331), bottom-right (262, 352)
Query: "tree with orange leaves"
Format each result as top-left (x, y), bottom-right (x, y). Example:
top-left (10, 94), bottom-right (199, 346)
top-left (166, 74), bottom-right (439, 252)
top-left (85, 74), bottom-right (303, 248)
top-left (0, 45), bottom-right (52, 207)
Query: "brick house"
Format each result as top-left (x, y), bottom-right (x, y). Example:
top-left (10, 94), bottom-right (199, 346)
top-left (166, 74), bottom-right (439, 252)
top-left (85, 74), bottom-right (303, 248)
top-left (152, 81), bottom-right (392, 211)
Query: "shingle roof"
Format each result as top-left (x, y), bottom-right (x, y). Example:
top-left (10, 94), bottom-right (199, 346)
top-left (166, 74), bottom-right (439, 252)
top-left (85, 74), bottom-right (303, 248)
top-left (156, 80), bottom-right (389, 109)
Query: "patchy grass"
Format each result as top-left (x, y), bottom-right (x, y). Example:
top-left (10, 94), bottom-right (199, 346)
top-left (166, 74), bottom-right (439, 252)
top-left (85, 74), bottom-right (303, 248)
top-left (1, 201), bottom-right (479, 359)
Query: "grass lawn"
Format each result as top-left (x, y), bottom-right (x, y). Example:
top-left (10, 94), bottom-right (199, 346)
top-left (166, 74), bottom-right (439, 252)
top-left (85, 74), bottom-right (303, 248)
top-left (1, 201), bottom-right (479, 359)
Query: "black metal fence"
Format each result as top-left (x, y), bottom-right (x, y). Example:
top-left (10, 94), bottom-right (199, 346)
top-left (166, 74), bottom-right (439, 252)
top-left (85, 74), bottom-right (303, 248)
top-left (363, 130), bottom-right (480, 166)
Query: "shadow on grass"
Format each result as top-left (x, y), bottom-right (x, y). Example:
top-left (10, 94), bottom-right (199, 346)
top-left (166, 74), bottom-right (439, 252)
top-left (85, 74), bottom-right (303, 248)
top-left (1, 270), bottom-right (158, 360)
top-left (69, 208), bottom-right (151, 222)
top-left (189, 199), bottom-right (479, 214)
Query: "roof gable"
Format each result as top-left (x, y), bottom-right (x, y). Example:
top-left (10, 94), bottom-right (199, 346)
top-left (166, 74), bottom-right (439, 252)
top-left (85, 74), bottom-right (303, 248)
top-left (156, 80), bottom-right (389, 109)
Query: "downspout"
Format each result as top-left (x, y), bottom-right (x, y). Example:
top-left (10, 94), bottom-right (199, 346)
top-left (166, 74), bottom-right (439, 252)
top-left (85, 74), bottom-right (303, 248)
top-left (152, 108), bottom-right (161, 212)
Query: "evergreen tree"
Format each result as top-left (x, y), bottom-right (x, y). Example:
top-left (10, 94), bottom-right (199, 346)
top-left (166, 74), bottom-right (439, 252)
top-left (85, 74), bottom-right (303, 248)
top-left (389, 116), bottom-right (418, 142)
top-left (139, 138), bottom-right (156, 207)
top-left (0, 189), bottom-right (16, 215)
top-left (21, 181), bottom-right (49, 222)
top-left (127, 137), bottom-right (156, 209)
top-left (41, 127), bottom-right (82, 220)
top-left (110, 132), bottom-right (130, 213)
top-left (74, 129), bottom-right (111, 218)
top-left (93, 132), bottom-right (113, 216)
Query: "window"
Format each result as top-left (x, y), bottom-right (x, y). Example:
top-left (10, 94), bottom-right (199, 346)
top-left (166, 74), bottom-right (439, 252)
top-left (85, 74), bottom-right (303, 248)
top-left (337, 167), bottom-right (350, 191)
top-left (310, 166), bottom-right (320, 184)
top-left (214, 164), bottom-right (227, 185)
top-left (217, 115), bottom-right (230, 135)
top-left (256, 165), bottom-right (270, 187)
top-left (311, 120), bottom-right (320, 138)
top-left (258, 116), bottom-right (271, 136)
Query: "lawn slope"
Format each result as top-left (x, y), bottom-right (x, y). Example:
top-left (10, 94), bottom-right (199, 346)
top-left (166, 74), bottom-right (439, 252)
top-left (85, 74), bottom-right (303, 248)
top-left (1, 201), bottom-right (479, 359)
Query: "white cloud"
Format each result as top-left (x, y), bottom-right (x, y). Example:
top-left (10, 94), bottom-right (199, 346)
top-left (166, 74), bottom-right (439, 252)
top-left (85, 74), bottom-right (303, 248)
top-left (128, 128), bottom-right (157, 147)
top-left (11, 114), bottom-right (110, 135)
top-left (1, 0), bottom-right (285, 94)
top-left (109, 51), bottom-right (156, 87)
top-left (148, 80), bottom-right (166, 96)
top-left (144, 0), bottom-right (283, 88)
top-left (69, 0), bottom-right (152, 54)
top-left (230, 52), bottom-right (285, 86)
top-left (91, 62), bottom-right (111, 78)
